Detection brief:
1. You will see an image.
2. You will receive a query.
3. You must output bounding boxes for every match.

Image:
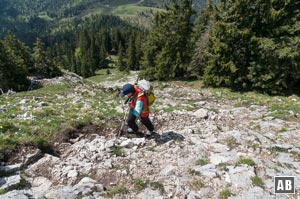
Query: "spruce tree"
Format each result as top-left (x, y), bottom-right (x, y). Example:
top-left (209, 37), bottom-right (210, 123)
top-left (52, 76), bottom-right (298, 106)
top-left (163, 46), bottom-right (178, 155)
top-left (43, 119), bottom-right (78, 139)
top-left (77, 30), bottom-right (93, 77)
top-left (117, 42), bottom-right (126, 71)
top-left (0, 42), bottom-right (7, 92)
top-left (249, 0), bottom-right (300, 92)
top-left (32, 37), bottom-right (62, 78)
top-left (203, 0), bottom-right (300, 93)
top-left (126, 34), bottom-right (137, 70)
top-left (99, 37), bottom-right (107, 68)
top-left (141, 0), bottom-right (194, 80)
top-left (191, 0), bottom-right (214, 76)
top-left (0, 32), bottom-right (30, 91)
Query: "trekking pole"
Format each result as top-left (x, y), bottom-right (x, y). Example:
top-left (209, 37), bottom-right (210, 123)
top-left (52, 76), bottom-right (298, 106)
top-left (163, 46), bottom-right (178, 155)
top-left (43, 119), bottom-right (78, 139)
top-left (117, 97), bottom-right (125, 137)
top-left (117, 96), bottom-right (131, 137)
top-left (117, 110), bottom-right (127, 137)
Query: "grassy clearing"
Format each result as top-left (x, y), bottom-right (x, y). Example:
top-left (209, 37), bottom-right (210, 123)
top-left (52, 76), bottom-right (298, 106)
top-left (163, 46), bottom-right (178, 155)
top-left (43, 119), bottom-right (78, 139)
top-left (87, 67), bottom-right (130, 83)
top-left (112, 5), bottom-right (159, 17)
top-left (203, 87), bottom-right (300, 122)
top-left (0, 68), bottom-right (129, 156)
top-left (82, 3), bottom-right (161, 22)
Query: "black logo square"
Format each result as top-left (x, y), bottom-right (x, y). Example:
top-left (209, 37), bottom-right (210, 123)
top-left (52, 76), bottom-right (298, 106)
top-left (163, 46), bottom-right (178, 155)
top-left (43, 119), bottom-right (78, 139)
top-left (274, 176), bottom-right (295, 194)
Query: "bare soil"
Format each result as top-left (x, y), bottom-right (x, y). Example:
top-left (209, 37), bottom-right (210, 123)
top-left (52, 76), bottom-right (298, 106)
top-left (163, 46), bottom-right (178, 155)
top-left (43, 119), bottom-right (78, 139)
top-left (2, 115), bottom-right (164, 166)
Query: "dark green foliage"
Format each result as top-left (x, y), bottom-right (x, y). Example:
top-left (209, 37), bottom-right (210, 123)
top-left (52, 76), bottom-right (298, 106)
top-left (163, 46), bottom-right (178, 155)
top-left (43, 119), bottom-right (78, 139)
top-left (117, 42), bottom-right (126, 71)
top-left (141, 0), bottom-right (207, 10)
top-left (0, 33), bottom-right (31, 92)
top-left (44, 15), bottom-right (146, 77)
top-left (126, 34), bottom-right (138, 70)
top-left (141, 0), bottom-right (194, 80)
top-left (32, 38), bottom-right (62, 78)
top-left (0, 33), bottom-right (62, 92)
top-left (191, 0), bottom-right (214, 76)
top-left (248, 0), bottom-right (300, 93)
top-left (201, 0), bottom-right (300, 94)
top-left (2, 0), bottom-right (299, 95)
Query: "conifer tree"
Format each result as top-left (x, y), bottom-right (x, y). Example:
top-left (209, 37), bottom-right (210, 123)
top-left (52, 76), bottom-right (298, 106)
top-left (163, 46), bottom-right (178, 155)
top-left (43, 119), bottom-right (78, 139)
top-left (191, 0), bottom-right (214, 76)
top-left (203, 0), bottom-right (300, 93)
top-left (249, 0), bottom-right (300, 92)
top-left (141, 0), bottom-right (194, 80)
top-left (126, 34), bottom-right (137, 70)
top-left (0, 42), bottom-right (8, 91)
top-left (134, 32), bottom-right (143, 70)
top-left (117, 42), bottom-right (126, 71)
top-left (32, 37), bottom-right (62, 78)
top-left (99, 37), bottom-right (107, 68)
top-left (0, 32), bottom-right (30, 91)
top-left (77, 30), bottom-right (93, 77)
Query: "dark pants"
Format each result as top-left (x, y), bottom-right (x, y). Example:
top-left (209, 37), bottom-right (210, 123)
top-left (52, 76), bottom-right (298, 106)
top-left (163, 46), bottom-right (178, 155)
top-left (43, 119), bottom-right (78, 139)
top-left (127, 111), bottom-right (154, 132)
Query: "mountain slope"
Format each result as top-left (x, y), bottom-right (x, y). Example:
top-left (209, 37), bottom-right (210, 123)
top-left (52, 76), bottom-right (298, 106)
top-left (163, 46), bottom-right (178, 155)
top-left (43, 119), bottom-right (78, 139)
top-left (1, 71), bottom-right (300, 198)
top-left (0, 0), bottom-right (207, 39)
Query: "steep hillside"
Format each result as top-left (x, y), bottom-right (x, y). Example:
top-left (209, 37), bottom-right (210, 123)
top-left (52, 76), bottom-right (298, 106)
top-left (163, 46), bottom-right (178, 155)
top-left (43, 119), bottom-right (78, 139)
top-left (1, 70), bottom-right (300, 198)
top-left (0, 0), bottom-right (207, 40)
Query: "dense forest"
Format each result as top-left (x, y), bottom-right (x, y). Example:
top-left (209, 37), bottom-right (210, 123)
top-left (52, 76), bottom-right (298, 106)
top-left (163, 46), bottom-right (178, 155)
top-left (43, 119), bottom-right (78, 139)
top-left (0, 0), bottom-right (299, 94)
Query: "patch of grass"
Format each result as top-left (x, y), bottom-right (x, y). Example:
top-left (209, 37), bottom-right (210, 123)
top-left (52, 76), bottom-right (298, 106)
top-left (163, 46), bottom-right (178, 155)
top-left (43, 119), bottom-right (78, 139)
top-left (111, 146), bottom-right (125, 157)
top-left (107, 185), bottom-right (127, 197)
top-left (191, 179), bottom-right (205, 189)
top-left (246, 141), bottom-right (261, 152)
top-left (149, 181), bottom-right (165, 194)
top-left (251, 124), bottom-right (261, 131)
top-left (133, 178), bottom-right (148, 191)
top-left (236, 158), bottom-right (256, 166)
top-left (188, 168), bottom-right (201, 176)
top-left (183, 79), bottom-right (204, 87)
top-left (75, 194), bottom-right (84, 199)
top-left (219, 188), bottom-right (236, 199)
top-left (147, 146), bottom-right (157, 152)
top-left (25, 84), bottom-right (71, 96)
top-left (163, 105), bottom-right (177, 112)
top-left (0, 189), bottom-right (6, 195)
top-left (38, 11), bottom-right (53, 21)
top-left (274, 167), bottom-right (280, 173)
top-left (218, 163), bottom-right (229, 172)
top-left (278, 127), bottom-right (288, 133)
top-left (163, 104), bottom-right (196, 112)
top-left (291, 151), bottom-right (300, 161)
top-left (234, 100), bottom-right (252, 107)
top-left (224, 137), bottom-right (239, 150)
top-left (251, 176), bottom-right (264, 188)
top-left (271, 146), bottom-right (289, 153)
top-left (112, 5), bottom-right (153, 17)
top-left (195, 158), bottom-right (209, 166)
top-left (87, 67), bottom-right (127, 83)
top-left (209, 107), bottom-right (219, 113)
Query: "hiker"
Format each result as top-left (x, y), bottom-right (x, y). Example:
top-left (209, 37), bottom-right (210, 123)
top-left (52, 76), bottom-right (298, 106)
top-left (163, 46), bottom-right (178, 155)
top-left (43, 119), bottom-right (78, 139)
top-left (119, 83), bottom-right (155, 136)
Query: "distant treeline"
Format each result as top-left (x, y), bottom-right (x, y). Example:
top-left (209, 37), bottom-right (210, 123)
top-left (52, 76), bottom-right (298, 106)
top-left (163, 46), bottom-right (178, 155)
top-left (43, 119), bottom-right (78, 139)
top-left (0, 15), bottom-right (146, 92)
top-left (1, 0), bottom-right (299, 95)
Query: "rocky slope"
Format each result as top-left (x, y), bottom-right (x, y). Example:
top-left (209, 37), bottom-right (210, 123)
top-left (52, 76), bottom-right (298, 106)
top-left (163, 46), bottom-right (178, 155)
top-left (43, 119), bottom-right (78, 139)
top-left (1, 73), bottom-right (300, 199)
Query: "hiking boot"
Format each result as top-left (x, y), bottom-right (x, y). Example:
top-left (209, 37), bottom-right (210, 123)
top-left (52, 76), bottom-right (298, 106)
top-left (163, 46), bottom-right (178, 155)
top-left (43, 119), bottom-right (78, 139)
top-left (127, 128), bottom-right (136, 134)
top-left (146, 130), bottom-right (154, 136)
